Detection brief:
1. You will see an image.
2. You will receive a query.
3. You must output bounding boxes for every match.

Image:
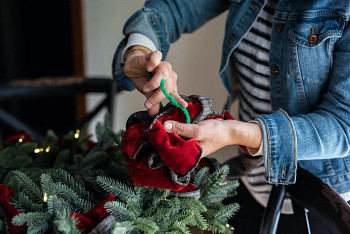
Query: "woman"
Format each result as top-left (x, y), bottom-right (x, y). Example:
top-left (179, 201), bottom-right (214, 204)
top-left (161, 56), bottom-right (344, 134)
top-left (112, 0), bottom-right (350, 232)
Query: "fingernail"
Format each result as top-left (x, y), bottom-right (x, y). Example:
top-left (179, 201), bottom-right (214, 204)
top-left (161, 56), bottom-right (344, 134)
top-left (147, 65), bottom-right (153, 71)
top-left (164, 122), bottom-right (172, 132)
top-left (145, 102), bottom-right (153, 109)
top-left (143, 87), bottom-right (150, 93)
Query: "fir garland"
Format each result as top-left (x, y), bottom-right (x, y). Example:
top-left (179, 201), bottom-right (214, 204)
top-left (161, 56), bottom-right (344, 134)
top-left (0, 116), bottom-right (239, 233)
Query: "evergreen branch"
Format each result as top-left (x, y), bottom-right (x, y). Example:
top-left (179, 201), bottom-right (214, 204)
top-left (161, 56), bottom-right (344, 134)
top-left (104, 201), bottom-right (136, 221)
top-left (55, 183), bottom-right (93, 213)
top-left (180, 198), bottom-right (207, 214)
top-left (172, 212), bottom-right (197, 228)
top-left (166, 197), bottom-right (182, 218)
top-left (45, 129), bottom-right (58, 141)
top-left (53, 149), bottom-right (70, 168)
top-left (11, 192), bottom-right (43, 213)
top-left (193, 212), bottom-right (208, 230)
top-left (110, 221), bottom-right (133, 233)
top-left (96, 176), bottom-right (137, 200)
top-left (126, 199), bottom-right (142, 217)
top-left (193, 167), bottom-right (210, 187)
top-left (169, 220), bottom-right (190, 234)
top-left (152, 189), bottom-right (171, 208)
top-left (106, 128), bottom-right (123, 145)
top-left (12, 171), bottom-right (42, 201)
top-left (54, 209), bottom-right (81, 234)
top-left (207, 219), bottom-right (232, 234)
top-left (205, 180), bottom-right (238, 203)
top-left (110, 161), bottom-right (130, 184)
top-left (199, 165), bottom-right (230, 204)
top-left (27, 220), bottom-right (50, 234)
top-left (133, 217), bottom-right (159, 234)
top-left (213, 203), bottom-right (239, 225)
top-left (205, 192), bottom-right (229, 203)
top-left (12, 212), bottom-right (50, 226)
top-left (47, 195), bottom-right (66, 216)
top-left (51, 169), bottom-right (91, 200)
top-left (40, 173), bottom-right (56, 196)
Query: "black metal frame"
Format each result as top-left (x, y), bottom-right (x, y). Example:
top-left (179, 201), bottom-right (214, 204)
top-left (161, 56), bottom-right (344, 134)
top-left (0, 77), bottom-right (120, 142)
top-left (259, 167), bottom-right (350, 234)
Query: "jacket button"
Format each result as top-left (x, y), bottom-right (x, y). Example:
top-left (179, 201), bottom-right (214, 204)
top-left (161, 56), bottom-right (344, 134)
top-left (308, 34), bottom-right (318, 44)
top-left (228, 36), bottom-right (234, 46)
top-left (276, 24), bottom-right (283, 33)
top-left (272, 67), bottom-right (278, 76)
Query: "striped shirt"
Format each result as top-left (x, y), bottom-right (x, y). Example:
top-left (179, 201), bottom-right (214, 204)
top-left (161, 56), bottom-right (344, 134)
top-left (232, 0), bottom-right (294, 214)
top-left (233, 0), bottom-right (350, 212)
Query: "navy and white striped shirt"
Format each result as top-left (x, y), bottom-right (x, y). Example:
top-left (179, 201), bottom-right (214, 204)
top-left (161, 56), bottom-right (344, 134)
top-left (233, 0), bottom-right (294, 214)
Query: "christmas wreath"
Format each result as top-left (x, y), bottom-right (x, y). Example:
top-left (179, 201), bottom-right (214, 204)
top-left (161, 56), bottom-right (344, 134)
top-left (0, 94), bottom-right (239, 233)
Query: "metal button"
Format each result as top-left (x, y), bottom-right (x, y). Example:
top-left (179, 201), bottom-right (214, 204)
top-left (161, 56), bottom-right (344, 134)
top-left (272, 67), bottom-right (278, 76)
top-left (250, 2), bottom-right (260, 11)
top-left (228, 36), bottom-right (234, 46)
top-left (276, 24), bottom-right (283, 33)
top-left (308, 34), bottom-right (318, 44)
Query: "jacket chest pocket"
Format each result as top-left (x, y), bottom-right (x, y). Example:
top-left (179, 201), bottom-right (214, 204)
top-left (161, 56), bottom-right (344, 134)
top-left (287, 16), bottom-right (345, 86)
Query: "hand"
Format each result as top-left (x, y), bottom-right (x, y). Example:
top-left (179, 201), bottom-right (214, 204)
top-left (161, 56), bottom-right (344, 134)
top-left (123, 46), bottom-right (187, 117)
top-left (163, 119), bottom-right (262, 157)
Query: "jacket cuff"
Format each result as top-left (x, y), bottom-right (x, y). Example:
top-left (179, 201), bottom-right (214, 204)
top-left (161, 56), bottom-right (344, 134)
top-left (122, 33), bottom-right (157, 56)
top-left (112, 8), bottom-right (170, 91)
top-left (256, 109), bottom-right (297, 184)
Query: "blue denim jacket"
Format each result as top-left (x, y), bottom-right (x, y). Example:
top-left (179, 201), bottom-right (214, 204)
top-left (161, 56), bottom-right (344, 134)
top-left (112, 0), bottom-right (350, 195)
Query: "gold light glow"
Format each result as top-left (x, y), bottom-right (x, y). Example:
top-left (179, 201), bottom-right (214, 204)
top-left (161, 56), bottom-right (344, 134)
top-left (74, 129), bottom-right (80, 139)
top-left (45, 146), bottom-right (51, 153)
top-left (43, 193), bottom-right (48, 202)
top-left (34, 148), bottom-right (44, 153)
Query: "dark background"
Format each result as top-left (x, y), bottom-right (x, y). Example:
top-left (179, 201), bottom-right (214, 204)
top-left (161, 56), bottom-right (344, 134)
top-left (0, 0), bottom-right (84, 141)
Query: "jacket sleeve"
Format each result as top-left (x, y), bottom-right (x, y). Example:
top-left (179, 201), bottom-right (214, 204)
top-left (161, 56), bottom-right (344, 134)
top-left (112, 0), bottom-right (229, 90)
top-left (256, 22), bottom-right (350, 185)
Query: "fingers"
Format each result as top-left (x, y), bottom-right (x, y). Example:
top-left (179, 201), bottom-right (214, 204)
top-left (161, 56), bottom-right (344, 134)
top-left (170, 91), bottom-right (188, 108)
top-left (144, 80), bottom-right (188, 115)
top-left (147, 104), bottom-right (160, 117)
top-left (164, 121), bottom-right (201, 140)
top-left (144, 68), bottom-right (176, 106)
top-left (145, 51), bottom-right (162, 72)
top-left (143, 61), bottom-right (173, 93)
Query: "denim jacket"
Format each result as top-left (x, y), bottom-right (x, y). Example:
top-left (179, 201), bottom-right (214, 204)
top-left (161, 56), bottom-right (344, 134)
top-left (112, 0), bottom-right (350, 195)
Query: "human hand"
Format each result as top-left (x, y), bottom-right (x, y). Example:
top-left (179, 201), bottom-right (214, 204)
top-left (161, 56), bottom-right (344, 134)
top-left (123, 46), bottom-right (187, 117)
top-left (163, 119), bottom-right (262, 157)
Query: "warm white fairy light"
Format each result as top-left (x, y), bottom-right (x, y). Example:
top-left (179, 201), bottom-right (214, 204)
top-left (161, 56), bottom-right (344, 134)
top-left (18, 138), bottom-right (23, 143)
top-left (74, 129), bottom-right (80, 139)
top-left (45, 146), bottom-right (51, 153)
top-left (43, 193), bottom-right (48, 202)
top-left (34, 148), bottom-right (43, 153)
top-left (225, 224), bottom-right (234, 230)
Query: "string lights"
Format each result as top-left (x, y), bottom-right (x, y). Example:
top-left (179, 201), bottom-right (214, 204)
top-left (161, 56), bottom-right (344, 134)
top-left (74, 129), bottom-right (80, 139)
top-left (43, 193), bottom-right (48, 202)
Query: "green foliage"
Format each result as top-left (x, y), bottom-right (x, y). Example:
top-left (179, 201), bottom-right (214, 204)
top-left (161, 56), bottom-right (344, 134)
top-left (105, 201), bottom-right (137, 221)
top-left (96, 176), bottom-right (137, 201)
top-left (193, 166), bottom-right (210, 187)
top-left (96, 164), bottom-right (238, 234)
top-left (12, 170), bottom-right (42, 202)
top-left (0, 219), bottom-right (3, 233)
top-left (12, 212), bottom-right (50, 234)
top-left (0, 116), bottom-right (239, 233)
top-left (0, 142), bottom-right (36, 169)
top-left (54, 209), bottom-right (81, 234)
top-left (8, 169), bottom-right (93, 233)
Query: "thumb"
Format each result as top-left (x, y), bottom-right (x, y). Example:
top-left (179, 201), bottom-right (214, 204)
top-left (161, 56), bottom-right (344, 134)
top-left (163, 121), bottom-right (198, 139)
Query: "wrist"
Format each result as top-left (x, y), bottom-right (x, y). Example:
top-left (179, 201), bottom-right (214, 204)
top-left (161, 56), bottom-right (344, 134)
top-left (122, 45), bottom-right (152, 65)
top-left (230, 121), bottom-right (262, 149)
